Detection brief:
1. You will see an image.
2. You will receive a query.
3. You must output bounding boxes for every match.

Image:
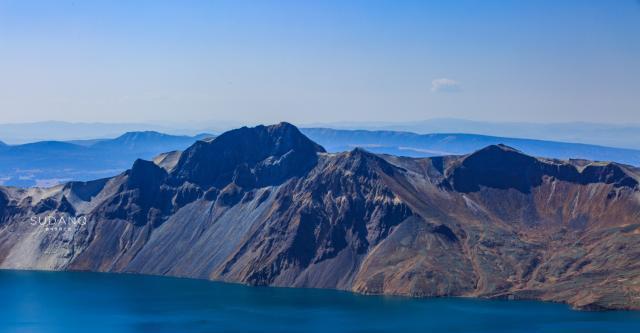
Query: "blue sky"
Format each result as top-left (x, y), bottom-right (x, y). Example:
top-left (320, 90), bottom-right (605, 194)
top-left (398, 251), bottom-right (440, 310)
top-left (0, 0), bottom-right (638, 125)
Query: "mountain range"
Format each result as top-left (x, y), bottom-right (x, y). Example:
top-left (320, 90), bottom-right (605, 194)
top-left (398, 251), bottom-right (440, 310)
top-left (0, 131), bottom-right (214, 187)
top-left (300, 128), bottom-right (640, 164)
top-left (0, 123), bottom-right (639, 310)
top-left (2, 127), bottom-right (639, 188)
top-left (305, 119), bottom-right (640, 150)
top-left (3, 119), bottom-right (640, 149)
top-left (0, 121), bottom-right (182, 144)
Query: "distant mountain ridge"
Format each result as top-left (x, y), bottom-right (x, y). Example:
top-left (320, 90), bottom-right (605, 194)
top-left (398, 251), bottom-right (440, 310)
top-left (3, 119), bottom-right (640, 149)
top-left (0, 121), bottom-right (183, 144)
top-left (305, 118), bottom-right (640, 149)
top-left (300, 128), bottom-right (640, 166)
top-left (2, 126), bottom-right (640, 188)
top-left (1, 123), bottom-right (639, 310)
top-left (0, 131), bottom-right (214, 187)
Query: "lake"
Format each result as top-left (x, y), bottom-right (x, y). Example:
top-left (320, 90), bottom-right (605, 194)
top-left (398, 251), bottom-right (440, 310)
top-left (1, 270), bottom-right (639, 333)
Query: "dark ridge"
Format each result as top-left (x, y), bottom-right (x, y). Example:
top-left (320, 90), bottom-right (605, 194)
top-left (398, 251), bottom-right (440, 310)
top-left (57, 195), bottom-right (76, 215)
top-left (431, 156), bottom-right (445, 174)
top-left (339, 148), bottom-right (402, 177)
top-left (447, 145), bottom-right (550, 193)
top-left (92, 159), bottom-right (171, 226)
top-left (33, 197), bottom-right (58, 214)
top-left (171, 122), bottom-right (325, 189)
top-left (127, 159), bottom-right (168, 189)
top-left (446, 144), bottom-right (638, 193)
top-left (580, 163), bottom-right (638, 188)
top-left (63, 178), bottom-right (110, 202)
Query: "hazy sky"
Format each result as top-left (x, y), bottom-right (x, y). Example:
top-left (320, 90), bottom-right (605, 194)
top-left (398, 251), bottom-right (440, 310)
top-left (0, 0), bottom-right (638, 125)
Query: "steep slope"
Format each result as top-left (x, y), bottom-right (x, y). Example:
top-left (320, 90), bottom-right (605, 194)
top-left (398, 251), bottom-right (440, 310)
top-left (1, 123), bottom-right (639, 310)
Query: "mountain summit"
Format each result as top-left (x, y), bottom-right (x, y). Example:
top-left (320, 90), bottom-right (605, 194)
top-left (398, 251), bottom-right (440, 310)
top-left (172, 122), bottom-right (325, 188)
top-left (1, 123), bottom-right (639, 310)
top-left (445, 144), bottom-right (638, 193)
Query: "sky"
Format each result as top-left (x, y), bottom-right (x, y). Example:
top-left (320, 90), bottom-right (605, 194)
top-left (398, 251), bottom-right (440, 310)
top-left (0, 0), bottom-right (639, 126)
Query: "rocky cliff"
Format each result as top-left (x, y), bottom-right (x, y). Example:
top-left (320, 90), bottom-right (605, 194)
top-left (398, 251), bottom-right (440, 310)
top-left (1, 123), bottom-right (639, 310)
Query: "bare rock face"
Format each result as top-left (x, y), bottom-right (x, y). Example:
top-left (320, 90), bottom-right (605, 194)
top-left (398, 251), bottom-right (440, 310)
top-left (1, 123), bottom-right (640, 311)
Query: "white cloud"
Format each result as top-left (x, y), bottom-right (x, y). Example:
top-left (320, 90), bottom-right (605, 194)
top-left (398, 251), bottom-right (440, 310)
top-left (431, 78), bottom-right (461, 93)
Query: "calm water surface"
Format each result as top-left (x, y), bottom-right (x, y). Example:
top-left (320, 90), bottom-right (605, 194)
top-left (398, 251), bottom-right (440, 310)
top-left (1, 270), bottom-right (639, 333)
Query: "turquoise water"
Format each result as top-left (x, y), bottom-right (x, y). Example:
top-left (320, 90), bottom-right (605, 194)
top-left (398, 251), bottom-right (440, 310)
top-left (1, 270), bottom-right (639, 333)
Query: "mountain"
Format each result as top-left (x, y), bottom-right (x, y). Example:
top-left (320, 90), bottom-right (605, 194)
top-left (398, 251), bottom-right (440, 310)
top-left (91, 131), bottom-right (213, 155)
top-left (4, 119), bottom-right (640, 149)
top-left (0, 132), bottom-right (214, 187)
top-left (304, 119), bottom-right (640, 149)
top-left (1, 123), bottom-right (639, 310)
top-left (0, 121), bottom-right (183, 144)
top-left (301, 128), bottom-right (640, 165)
top-left (3, 127), bottom-right (639, 188)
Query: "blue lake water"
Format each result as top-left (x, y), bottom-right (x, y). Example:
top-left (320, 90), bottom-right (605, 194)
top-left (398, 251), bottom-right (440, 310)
top-left (1, 270), bottom-right (640, 333)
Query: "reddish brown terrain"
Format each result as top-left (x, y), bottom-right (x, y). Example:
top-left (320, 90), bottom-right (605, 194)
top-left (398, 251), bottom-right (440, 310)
top-left (1, 123), bottom-right (639, 310)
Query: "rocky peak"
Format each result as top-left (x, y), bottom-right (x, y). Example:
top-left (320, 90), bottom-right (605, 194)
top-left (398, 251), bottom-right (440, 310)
top-left (446, 144), bottom-right (547, 193)
top-left (445, 144), bottom-right (639, 193)
top-left (337, 148), bottom-right (398, 177)
top-left (127, 159), bottom-right (168, 189)
top-left (580, 162), bottom-right (639, 188)
top-left (460, 144), bottom-right (537, 167)
top-left (170, 122), bottom-right (325, 189)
